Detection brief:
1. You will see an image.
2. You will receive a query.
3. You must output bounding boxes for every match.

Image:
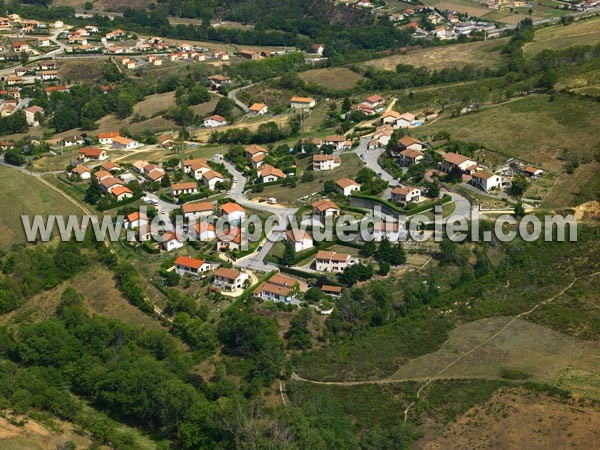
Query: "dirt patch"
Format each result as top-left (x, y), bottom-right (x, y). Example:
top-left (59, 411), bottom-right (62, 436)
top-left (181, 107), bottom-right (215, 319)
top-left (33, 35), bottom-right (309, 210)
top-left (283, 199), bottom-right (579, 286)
top-left (573, 200), bottom-right (600, 221)
top-left (434, 1), bottom-right (490, 17)
top-left (133, 91), bottom-right (176, 117)
top-left (419, 387), bottom-right (600, 450)
top-left (58, 59), bottom-right (107, 84)
top-left (0, 413), bottom-right (92, 450)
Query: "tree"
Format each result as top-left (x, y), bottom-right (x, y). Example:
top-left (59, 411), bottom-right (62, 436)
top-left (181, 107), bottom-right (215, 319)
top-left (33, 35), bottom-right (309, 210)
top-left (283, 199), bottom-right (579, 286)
top-left (188, 85), bottom-right (211, 105)
top-left (115, 93), bottom-right (136, 119)
top-left (342, 97), bottom-right (351, 112)
top-left (510, 175), bottom-right (529, 198)
top-left (378, 238), bottom-right (406, 266)
top-left (322, 179), bottom-right (337, 195)
top-left (213, 97), bottom-right (236, 121)
top-left (361, 241), bottom-right (376, 257)
top-left (4, 148), bottom-right (25, 166)
top-left (19, 51), bottom-right (29, 64)
top-left (85, 177), bottom-right (103, 204)
top-left (536, 70), bottom-right (557, 92)
top-left (304, 287), bottom-right (323, 302)
top-left (378, 261), bottom-right (390, 275)
top-left (514, 202), bottom-right (525, 218)
top-left (284, 309), bottom-right (312, 350)
top-left (425, 181), bottom-right (440, 198)
top-left (161, 172), bottom-right (171, 188)
top-left (280, 239), bottom-right (296, 266)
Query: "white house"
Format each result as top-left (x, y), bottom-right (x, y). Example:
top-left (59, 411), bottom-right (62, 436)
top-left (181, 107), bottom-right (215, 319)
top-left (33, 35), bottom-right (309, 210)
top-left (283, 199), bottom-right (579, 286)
top-left (245, 144), bottom-right (269, 161)
top-left (438, 152), bottom-right (477, 174)
top-left (98, 132), bottom-right (120, 145)
top-left (162, 232), bottom-right (185, 252)
top-left (70, 165), bottom-right (92, 180)
top-left (335, 178), bottom-right (361, 196)
top-left (254, 273), bottom-right (299, 303)
top-left (194, 221), bottom-right (217, 242)
top-left (396, 112), bottom-right (416, 128)
top-left (286, 229), bottom-right (313, 252)
top-left (372, 221), bottom-right (405, 242)
top-left (181, 158), bottom-right (211, 180)
top-left (174, 256), bottom-right (211, 276)
top-left (248, 103), bottom-right (268, 116)
top-left (181, 201), bottom-right (214, 221)
top-left (311, 43), bottom-right (325, 55)
top-left (78, 147), bottom-right (107, 161)
top-left (112, 136), bottom-right (142, 150)
top-left (361, 94), bottom-right (384, 108)
top-left (124, 211), bottom-right (148, 230)
top-left (398, 136), bottom-right (424, 152)
top-left (398, 149), bottom-right (424, 167)
top-left (259, 164), bottom-right (285, 183)
top-left (312, 199), bottom-right (341, 218)
top-left (391, 186), bottom-right (421, 206)
top-left (219, 202), bottom-right (246, 223)
top-left (203, 115), bottom-right (227, 128)
top-left (111, 185), bottom-right (134, 202)
top-left (324, 135), bottom-right (351, 151)
top-left (315, 250), bottom-right (358, 273)
top-left (212, 267), bottom-right (249, 292)
top-left (171, 182), bottom-right (198, 197)
top-left (312, 154), bottom-right (341, 171)
top-left (202, 170), bottom-right (225, 191)
top-left (290, 96), bottom-right (315, 109)
top-left (23, 105), bottom-right (43, 126)
top-left (522, 165), bottom-right (544, 178)
top-left (471, 170), bottom-right (503, 192)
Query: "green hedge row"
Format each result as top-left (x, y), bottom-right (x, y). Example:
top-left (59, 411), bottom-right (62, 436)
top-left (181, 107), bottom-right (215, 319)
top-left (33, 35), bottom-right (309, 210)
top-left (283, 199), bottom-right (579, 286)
top-left (97, 193), bottom-right (143, 212)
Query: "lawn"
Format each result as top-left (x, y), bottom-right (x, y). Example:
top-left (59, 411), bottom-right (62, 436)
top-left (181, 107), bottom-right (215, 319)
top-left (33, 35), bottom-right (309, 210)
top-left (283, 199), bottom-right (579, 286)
top-left (133, 91), bottom-right (177, 117)
top-left (299, 67), bottom-right (364, 91)
top-left (236, 83), bottom-right (297, 114)
top-left (362, 38), bottom-right (507, 71)
top-left (58, 58), bottom-right (107, 84)
top-left (247, 153), bottom-right (363, 206)
top-left (524, 16), bottom-right (600, 57)
top-left (0, 166), bottom-right (82, 249)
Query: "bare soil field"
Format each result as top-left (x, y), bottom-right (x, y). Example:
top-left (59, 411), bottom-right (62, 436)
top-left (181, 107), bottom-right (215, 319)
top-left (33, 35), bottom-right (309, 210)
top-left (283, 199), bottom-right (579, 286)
top-left (191, 113), bottom-right (293, 142)
top-left (299, 67), bottom-right (365, 90)
top-left (362, 38), bottom-right (506, 71)
top-left (419, 387), bottom-right (600, 450)
top-left (433, 0), bottom-right (490, 17)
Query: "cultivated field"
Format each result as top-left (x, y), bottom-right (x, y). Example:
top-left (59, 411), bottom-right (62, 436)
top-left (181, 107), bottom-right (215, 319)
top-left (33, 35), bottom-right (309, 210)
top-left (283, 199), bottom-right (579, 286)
top-left (0, 167), bottom-right (81, 249)
top-left (524, 16), bottom-right (600, 56)
top-left (362, 38), bottom-right (507, 71)
top-left (299, 67), bottom-right (365, 91)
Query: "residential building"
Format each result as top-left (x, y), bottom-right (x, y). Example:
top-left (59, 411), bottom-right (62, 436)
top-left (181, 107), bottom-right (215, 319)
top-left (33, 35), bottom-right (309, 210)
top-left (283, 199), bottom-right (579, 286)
top-left (124, 212), bottom-right (148, 229)
top-left (471, 170), bottom-right (503, 192)
top-left (100, 176), bottom-right (125, 193)
top-left (255, 273), bottom-right (299, 302)
top-left (398, 149), bottom-right (424, 166)
top-left (143, 164), bottom-right (165, 183)
top-left (245, 144), bottom-right (269, 161)
top-left (70, 165), bottom-right (92, 180)
top-left (78, 147), bottom-right (107, 161)
top-left (112, 136), bottom-right (142, 150)
top-left (361, 94), bottom-right (384, 108)
top-left (171, 182), bottom-right (198, 197)
top-left (23, 105), bottom-right (43, 126)
top-left (290, 96), bottom-right (316, 109)
top-left (391, 186), bottom-right (421, 205)
top-left (219, 202), bottom-right (246, 223)
top-left (203, 114), bottom-right (227, 128)
top-left (522, 165), bottom-right (544, 178)
top-left (311, 43), bottom-right (325, 55)
top-left (174, 256), bottom-right (211, 276)
top-left (372, 221), bottom-right (405, 242)
top-left (181, 201), bottom-right (214, 221)
top-left (202, 170), bottom-right (225, 190)
top-left (248, 103), bottom-right (268, 115)
top-left (98, 132), bottom-right (120, 145)
top-left (312, 154), bottom-right (341, 171)
top-left (398, 136), bottom-right (424, 152)
top-left (335, 178), bottom-right (361, 196)
top-left (438, 152), bottom-right (477, 174)
top-left (324, 135), bottom-right (351, 151)
top-left (194, 221), bottom-right (217, 242)
top-left (396, 112), bottom-right (416, 128)
top-left (161, 232), bottom-right (184, 252)
top-left (312, 199), bottom-right (341, 218)
top-left (94, 170), bottom-right (112, 182)
top-left (212, 267), bottom-right (249, 292)
top-left (111, 185), bottom-right (133, 201)
top-left (315, 250), bottom-right (358, 273)
top-left (286, 229), bottom-right (313, 252)
top-left (258, 164), bottom-right (285, 182)
top-left (101, 161), bottom-right (121, 172)
top-left (322, 285), bottom-right (342, 297)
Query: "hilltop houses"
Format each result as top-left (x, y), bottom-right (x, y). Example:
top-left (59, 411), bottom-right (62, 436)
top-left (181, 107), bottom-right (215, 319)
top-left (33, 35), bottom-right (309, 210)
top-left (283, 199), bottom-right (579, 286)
top-left (248, 103), bottom-right (268, 116)
top-left (174, 256), bottom-right (211, 277)
top-left (335, 178), bottom-right (361, 196)
top-left (391, 186), bottom-right (421, 206)
top-left (438, 152), bottom-right (477, 174)
top-left (471, 170), bottom-right (503, 192)
top-left (203, 114), bottom-right (227, 128)
top-left (258, 164), bottom-right (285, 183)
top-left (78, 147), bottom-right (107, 161)
top-left (212, 267), bottom-right (248, 292)
top-left (312, 199), bottom-right (341, 218)
top-left (286, 229), bottom-right (313, 252)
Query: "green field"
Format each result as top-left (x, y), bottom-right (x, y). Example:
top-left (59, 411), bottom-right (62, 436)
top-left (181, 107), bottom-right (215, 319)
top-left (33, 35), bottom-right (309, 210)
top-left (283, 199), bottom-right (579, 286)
top-left (0, 167), bottom-right (82, 249)
top-left (524, 16), bottom-right (600, 57)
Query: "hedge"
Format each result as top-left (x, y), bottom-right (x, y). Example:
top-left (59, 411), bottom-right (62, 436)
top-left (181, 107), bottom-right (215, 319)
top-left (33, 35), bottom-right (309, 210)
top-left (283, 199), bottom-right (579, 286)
top-left (246, 176), bottom-right (298, 193)
top-left (97, 193), bottom-right (143, 212)
top-left (278, 266), bottom-right (319, 280)
top-left (178, 191), bottom-right (212, 203)
top-left (159, 192), bottom-right (175, 204)
top-left (350, 193), bottom-right (452, 216)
